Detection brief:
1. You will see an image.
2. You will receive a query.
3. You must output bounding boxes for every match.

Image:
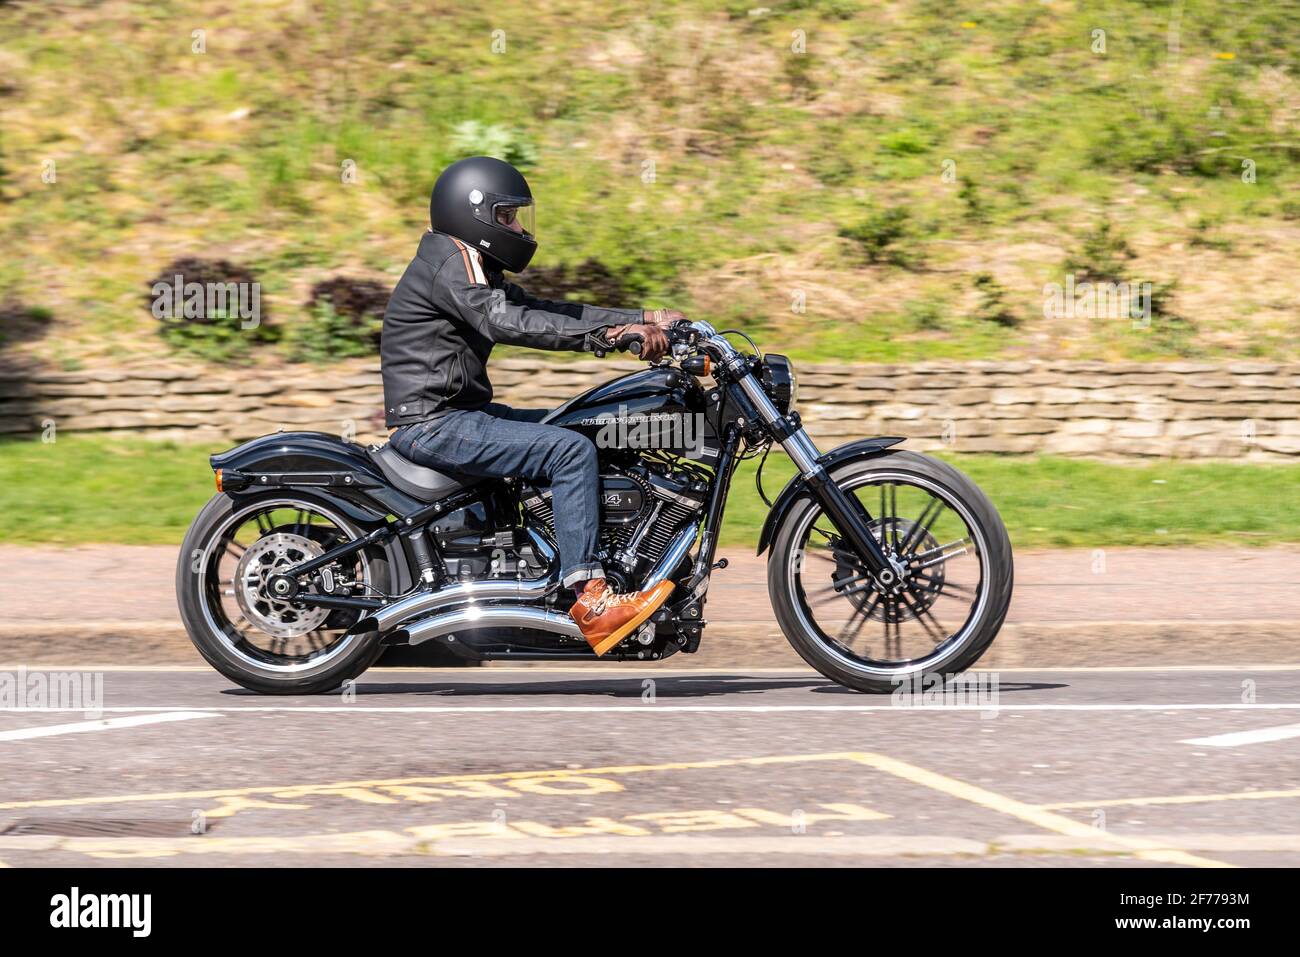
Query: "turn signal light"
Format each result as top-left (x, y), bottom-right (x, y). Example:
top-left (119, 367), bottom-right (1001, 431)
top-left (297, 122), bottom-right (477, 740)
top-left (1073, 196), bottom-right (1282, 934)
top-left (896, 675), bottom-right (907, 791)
top-left (682, 355), bottom-right (712, 376)
top-left (213, 469), bottom-right (251, 492)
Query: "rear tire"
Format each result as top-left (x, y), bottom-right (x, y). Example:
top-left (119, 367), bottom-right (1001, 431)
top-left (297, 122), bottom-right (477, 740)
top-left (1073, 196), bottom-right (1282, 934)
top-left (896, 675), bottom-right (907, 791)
top-left (176, 492), bottom-right (390, 695)
top-left (767, 450), bottom-right (1013, 693)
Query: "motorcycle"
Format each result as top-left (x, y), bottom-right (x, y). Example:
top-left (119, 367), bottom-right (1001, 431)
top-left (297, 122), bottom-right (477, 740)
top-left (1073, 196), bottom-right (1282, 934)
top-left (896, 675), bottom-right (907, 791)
top-left (176, 319), bottom-right (1013, 694)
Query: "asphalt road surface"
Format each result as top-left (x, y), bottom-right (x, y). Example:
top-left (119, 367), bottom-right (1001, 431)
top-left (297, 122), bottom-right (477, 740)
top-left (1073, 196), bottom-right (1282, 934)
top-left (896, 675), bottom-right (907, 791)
top-left (1, 665), bottom-right (1297, 867)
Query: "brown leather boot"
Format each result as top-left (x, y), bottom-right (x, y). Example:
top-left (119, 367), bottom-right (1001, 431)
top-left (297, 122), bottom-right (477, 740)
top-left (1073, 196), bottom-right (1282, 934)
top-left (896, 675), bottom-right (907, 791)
top-left (570, 578), bottom-right (676, 657)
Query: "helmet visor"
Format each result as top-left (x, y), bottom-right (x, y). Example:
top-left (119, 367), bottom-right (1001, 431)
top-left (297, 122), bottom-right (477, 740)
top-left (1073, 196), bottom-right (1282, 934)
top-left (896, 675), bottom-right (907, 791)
top-left (493, 199), bottom-right (535, 239)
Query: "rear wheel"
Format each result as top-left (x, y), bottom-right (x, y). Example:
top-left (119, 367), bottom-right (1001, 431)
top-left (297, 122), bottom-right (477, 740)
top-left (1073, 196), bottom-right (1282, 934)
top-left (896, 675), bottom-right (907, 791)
top-left (176, 493), bottom-right (390, 694)
top-left (768, 451), bottom-right (1013, 693)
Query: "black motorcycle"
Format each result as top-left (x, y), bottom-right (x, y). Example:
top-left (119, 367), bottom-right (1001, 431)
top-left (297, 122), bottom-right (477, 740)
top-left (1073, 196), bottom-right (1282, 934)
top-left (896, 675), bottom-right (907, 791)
top-left (176, 320), bottom-right (1013, 694)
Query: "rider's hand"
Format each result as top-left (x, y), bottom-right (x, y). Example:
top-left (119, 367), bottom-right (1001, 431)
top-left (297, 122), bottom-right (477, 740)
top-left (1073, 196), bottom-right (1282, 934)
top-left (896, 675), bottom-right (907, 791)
top-left (643, 308), bottom-right (688, 330)
top-left (608, 322), bottom-right (669, 361)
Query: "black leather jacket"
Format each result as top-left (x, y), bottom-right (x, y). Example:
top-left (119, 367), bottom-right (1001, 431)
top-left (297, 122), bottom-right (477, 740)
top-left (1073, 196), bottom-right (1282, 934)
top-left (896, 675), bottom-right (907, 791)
top-left (381, 230), bottom-right (642, 427)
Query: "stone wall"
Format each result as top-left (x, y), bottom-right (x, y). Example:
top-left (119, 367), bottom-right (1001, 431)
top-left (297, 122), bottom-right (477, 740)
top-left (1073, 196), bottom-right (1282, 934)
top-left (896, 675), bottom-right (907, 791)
top-left (1, 357), bottom-right (1298, 459)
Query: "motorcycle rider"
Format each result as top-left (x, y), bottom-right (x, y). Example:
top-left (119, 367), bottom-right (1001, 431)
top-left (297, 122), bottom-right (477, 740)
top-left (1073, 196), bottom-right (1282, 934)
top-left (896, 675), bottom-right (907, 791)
top-left (382, 156), bottom-right (681, 656)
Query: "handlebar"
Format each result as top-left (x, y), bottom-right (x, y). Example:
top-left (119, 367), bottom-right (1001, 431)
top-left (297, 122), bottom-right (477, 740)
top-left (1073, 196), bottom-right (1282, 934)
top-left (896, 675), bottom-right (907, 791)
top-left (612, 319), bottom-right (738, 365)
top-left (614, 332), bottom-right (644, 356)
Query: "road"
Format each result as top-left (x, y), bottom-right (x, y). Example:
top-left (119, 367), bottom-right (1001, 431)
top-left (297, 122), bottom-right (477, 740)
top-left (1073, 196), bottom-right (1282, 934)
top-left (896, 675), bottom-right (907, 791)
top-left (1, 665), bottom-right (1297, 867)
top-left (4, 544), bottom-right (1299, 667)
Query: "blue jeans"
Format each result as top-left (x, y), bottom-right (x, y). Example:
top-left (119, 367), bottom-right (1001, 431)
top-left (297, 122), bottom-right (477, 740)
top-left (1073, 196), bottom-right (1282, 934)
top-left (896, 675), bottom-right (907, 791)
top-left (390, 403), bottom-right (603, 588)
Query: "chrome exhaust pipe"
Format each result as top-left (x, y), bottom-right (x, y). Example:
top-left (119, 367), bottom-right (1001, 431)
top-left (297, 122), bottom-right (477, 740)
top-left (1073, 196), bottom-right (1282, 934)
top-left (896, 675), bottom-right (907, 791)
top-left (364, 521), bottom-right (700, 635)
top-left (361, 575), bottom-right (553, 633)
top-left (405, 605), bottom-right (583, 646)
top-left (359, 526), bottom-right (558, 632)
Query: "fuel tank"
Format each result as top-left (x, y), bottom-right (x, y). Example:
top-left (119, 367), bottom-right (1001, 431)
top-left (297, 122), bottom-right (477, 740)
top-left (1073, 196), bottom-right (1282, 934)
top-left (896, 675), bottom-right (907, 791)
top-left (543, 367), bottom-right (720, 464)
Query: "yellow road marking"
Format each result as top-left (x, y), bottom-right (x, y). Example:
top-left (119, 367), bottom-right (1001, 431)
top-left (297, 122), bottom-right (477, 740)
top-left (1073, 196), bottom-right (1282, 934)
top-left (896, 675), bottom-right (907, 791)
top-left (0, 752), bottom-right (863, 812)
top-left (1042, 788), bottom-right (1300, 810)
top-left (848, 752), bottom-right (1235, 869)
top-left (0, 750), bottom-right (1254, 866)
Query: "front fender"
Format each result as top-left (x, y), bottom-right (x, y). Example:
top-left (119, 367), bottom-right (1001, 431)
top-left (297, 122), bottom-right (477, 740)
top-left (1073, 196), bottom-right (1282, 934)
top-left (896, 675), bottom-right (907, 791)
top-left (755, 436), bottom-right (905, 555)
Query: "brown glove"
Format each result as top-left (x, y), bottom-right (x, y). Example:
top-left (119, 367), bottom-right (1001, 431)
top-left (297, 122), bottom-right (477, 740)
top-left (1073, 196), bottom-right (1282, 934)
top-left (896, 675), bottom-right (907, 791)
top-left (605, 322), bottom-right (669, 361)
top-left (643, 308), bottom-right (688, 329)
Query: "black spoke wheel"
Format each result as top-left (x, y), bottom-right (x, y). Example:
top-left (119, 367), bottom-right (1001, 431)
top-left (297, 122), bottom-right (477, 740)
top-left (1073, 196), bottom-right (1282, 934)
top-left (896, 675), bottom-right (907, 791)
top-left (176, 493), bottom-right (391, 694)
top-left (768, 451), bottom-right (1013, 693)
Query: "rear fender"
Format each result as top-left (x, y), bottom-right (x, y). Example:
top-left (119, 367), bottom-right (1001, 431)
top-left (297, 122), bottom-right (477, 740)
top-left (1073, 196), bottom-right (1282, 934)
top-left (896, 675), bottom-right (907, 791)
top-left (211, 431), bottom-right (420, 521)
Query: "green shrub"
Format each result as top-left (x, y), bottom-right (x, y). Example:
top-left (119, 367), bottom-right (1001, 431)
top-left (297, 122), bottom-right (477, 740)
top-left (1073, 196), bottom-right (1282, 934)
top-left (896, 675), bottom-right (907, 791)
top-left (958, 179), bottom-right (989, 224)
top-left (1188, 216), bottom-right (1234, 251)
top-left (283, 277), bottom-right (390, 364)
top-left (518, 259), bottom-right (635, 307)
top-left (880, 128), bottom-right (931, 156)
top-left (449, 121), bottom-right (538, 169)
top-left (1064, 219), bottom-right (1134, 283)
top-left (838, 207), bottom-right (916, 267)
top-left (284, 302), bottom-right (381, 364)
top-left (972, 273), bottom-right (1019, 327)
top-left (149, 258), bottom-right (277, 363)
top-left (0, 302), bottom-right (52, 349)
top-left (904, 297), bottom-right (946, 331)
top-left (1145, 283), bottom-right (1197, 356)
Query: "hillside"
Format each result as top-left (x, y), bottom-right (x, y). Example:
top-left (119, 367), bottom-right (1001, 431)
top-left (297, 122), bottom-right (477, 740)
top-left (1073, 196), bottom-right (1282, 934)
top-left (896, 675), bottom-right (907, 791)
top-left (1, 0), bottom-right (1297, 368)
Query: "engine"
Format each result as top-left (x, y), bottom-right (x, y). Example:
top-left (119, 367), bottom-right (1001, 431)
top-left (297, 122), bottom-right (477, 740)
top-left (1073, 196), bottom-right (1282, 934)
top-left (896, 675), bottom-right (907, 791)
top-left (522, 461), bottom-right (707, 590)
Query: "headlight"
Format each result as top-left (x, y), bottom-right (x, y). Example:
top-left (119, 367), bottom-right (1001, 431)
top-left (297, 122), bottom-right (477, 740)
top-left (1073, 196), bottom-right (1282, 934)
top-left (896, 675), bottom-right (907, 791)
top-left (761, 355), bottom-right (797, 416)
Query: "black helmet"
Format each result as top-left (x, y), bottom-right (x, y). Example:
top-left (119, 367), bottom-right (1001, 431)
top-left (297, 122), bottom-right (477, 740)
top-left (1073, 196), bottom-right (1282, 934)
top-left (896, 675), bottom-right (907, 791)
top-left (430, 156), bottom-right (537, 273)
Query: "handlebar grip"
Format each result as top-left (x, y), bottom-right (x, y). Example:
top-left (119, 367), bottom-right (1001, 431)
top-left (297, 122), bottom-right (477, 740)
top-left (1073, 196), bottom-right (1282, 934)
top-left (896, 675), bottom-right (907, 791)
top-left (615, 332), bottom-right (645, 356)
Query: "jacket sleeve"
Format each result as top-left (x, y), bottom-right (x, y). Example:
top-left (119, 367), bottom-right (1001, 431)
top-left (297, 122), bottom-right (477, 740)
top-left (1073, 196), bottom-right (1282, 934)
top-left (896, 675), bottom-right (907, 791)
top-left (429, 253), bottom-right (642, 353)
top-left (501, 280), bottom-right (644, 330)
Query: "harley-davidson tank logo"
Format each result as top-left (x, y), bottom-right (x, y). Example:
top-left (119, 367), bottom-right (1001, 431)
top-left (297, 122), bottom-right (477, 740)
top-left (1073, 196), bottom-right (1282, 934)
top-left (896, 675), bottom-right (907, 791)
top-left (581, 405), bottom-right (713, 460)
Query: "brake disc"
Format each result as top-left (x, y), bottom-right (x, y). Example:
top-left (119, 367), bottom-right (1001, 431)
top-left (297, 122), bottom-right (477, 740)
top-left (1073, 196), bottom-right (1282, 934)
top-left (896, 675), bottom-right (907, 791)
top-left (234, 532), bottom-right (331, 638)
top-left (831, 518), bottom-right (945, 623)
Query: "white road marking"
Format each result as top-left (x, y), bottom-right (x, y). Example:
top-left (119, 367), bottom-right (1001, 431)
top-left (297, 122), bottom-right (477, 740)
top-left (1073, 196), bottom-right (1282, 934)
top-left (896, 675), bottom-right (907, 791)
top-left (0, 711), bottom-right (218, 742)
top-left (1, 704), bottom-right (1299, 715)
top-left (1180, 722), bottom-right (1300, 748)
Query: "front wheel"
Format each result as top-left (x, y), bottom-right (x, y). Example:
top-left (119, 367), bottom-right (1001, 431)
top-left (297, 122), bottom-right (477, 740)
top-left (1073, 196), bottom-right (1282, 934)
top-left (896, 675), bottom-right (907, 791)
top-left (768, 450), bottom-right (1013, 694)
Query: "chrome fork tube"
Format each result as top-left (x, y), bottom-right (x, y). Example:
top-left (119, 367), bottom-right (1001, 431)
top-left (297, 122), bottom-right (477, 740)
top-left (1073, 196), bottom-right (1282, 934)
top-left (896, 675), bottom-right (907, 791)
top-left (708, 330), bottom-right (897, 580)
top-left (724, 341), bottom-right (822, 475)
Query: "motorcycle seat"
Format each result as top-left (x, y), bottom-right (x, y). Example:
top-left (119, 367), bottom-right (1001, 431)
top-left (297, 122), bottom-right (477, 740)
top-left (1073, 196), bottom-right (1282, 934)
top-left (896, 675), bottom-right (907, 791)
top-left (367, 444), bottom-right (477, 504)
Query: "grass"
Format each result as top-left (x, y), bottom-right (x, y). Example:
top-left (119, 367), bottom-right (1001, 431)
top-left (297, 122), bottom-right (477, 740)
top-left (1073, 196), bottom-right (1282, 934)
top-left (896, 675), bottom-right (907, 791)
top-left (0, 437), bottom-right (216, 546)
top-left (4, 436), bottom-right (1299, 550)
top-left (723, 452), bottom-right (1300, 548)
top-left (1, 1), bottom-right (1298, 366)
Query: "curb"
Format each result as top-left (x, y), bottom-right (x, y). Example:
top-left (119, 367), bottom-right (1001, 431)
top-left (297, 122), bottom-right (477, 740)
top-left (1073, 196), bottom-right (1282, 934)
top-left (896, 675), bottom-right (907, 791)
top-left (0, 619), bottom-right (1295, 669)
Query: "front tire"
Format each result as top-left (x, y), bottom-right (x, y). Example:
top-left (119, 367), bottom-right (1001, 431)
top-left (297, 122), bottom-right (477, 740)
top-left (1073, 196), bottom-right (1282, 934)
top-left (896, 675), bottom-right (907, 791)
top-left (176, 492), bottom-right (390, 694)
top-left (768, 450), bottom-right (1013, 693)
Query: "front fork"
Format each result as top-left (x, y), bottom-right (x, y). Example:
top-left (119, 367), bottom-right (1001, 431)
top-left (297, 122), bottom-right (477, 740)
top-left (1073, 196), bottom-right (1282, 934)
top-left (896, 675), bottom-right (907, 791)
top-left (782, 428), bottom-right (906, 587)
top-left (733, 364), bottom-right (905, 588)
